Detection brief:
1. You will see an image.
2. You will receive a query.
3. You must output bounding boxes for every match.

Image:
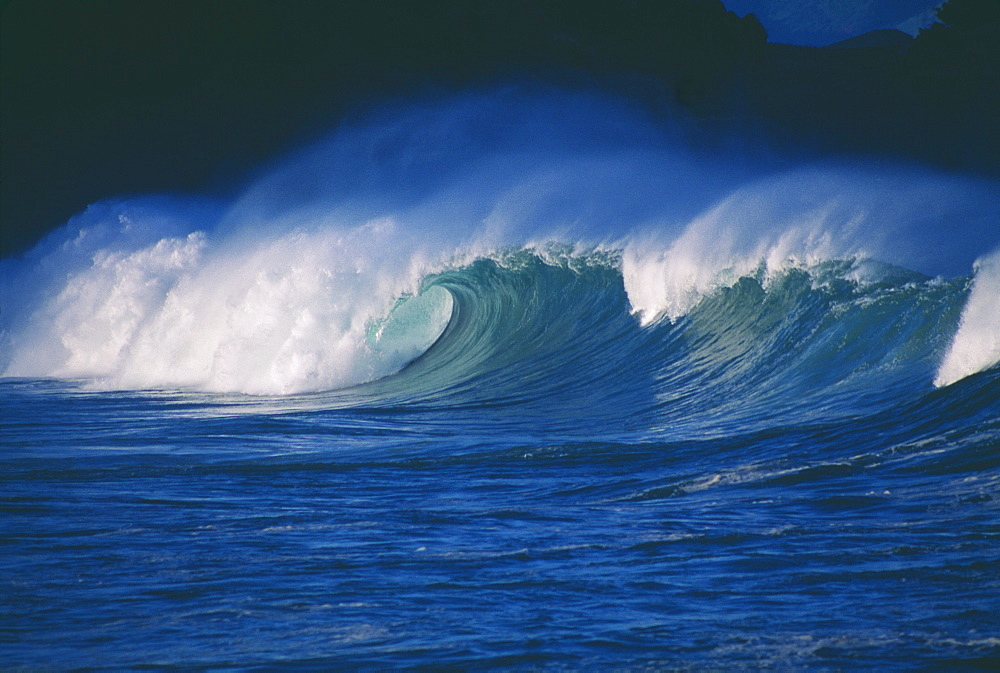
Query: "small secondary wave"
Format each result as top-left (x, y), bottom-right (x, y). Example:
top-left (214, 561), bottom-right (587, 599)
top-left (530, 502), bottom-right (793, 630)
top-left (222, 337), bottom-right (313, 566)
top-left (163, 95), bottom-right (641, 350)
top-left (935, 248), bottom-right (1000, 387)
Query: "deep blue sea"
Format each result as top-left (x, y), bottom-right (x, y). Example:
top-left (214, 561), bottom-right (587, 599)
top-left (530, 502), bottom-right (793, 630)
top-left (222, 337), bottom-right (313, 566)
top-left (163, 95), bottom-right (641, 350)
top-left (3, 89), bottom-right (1000, 670)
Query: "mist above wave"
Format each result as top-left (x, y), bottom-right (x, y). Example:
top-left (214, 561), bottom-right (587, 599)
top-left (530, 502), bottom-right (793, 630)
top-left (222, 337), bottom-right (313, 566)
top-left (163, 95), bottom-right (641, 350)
top-left (1, 87), bottom-right (997, 394)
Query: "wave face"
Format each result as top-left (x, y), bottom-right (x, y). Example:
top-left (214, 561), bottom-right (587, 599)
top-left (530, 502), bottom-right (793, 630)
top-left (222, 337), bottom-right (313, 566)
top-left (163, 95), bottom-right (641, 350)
top-left (348, 252), bottom-right (970, 437)
top-left (2, 87), bottom-right (1000, 671)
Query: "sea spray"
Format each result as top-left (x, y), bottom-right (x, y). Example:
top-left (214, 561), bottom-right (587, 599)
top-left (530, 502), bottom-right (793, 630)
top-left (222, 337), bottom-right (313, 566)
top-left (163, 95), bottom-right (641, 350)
top-left (621, 164), bottom-right (1000, 325)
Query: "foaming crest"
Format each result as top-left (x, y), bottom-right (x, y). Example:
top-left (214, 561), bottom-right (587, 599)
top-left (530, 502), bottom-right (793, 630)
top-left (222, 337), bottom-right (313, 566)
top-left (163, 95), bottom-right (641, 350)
top-left (2, 87), bottom-right (998, 393)
top-left (621, 164), bottom-right (999, 324)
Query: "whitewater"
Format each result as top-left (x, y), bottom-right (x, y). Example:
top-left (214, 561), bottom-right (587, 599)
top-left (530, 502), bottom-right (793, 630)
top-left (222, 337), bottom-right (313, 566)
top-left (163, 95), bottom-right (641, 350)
top-left (2, 88), bottom-right (999, 669)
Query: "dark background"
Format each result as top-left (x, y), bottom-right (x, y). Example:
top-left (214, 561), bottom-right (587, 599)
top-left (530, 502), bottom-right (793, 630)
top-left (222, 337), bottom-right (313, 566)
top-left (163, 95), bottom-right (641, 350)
top-left (2, 0), bottom-right (998, 258)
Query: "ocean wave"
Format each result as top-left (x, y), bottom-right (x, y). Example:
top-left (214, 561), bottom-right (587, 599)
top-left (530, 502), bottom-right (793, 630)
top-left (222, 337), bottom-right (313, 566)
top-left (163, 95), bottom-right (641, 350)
top-left (2, 88), bottom-right (998, 399)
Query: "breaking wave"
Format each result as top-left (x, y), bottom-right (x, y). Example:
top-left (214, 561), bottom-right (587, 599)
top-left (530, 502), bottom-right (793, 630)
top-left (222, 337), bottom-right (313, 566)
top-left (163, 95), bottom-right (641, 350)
top-left (2, 87), bottom-right (998, 400)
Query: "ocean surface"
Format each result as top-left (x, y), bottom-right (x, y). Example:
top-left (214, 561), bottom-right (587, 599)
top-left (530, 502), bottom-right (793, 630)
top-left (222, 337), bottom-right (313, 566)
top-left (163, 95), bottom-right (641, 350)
top-left (3, 89), bottom-right (1000, 670)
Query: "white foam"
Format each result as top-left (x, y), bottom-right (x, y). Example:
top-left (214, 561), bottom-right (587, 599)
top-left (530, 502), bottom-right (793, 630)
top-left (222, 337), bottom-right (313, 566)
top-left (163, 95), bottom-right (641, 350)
top-left (622, 170), bottom-right (864, 324)
top-left (4, 213), bottom-right (453, 394)
top-left (621, 164), bottom-right (999, 324)
top-left (935, 248), bottom-right (1000, 387)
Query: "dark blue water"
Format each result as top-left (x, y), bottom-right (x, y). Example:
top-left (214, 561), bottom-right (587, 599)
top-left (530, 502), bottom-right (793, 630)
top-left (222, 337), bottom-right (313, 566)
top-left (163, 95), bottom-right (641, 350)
top-left (3, 252), bottom-right (1000, 670)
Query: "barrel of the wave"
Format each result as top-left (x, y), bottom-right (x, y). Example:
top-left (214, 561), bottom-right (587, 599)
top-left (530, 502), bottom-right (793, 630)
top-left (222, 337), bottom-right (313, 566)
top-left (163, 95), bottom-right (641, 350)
top-left (367, 285), bottom-right (455, 375)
